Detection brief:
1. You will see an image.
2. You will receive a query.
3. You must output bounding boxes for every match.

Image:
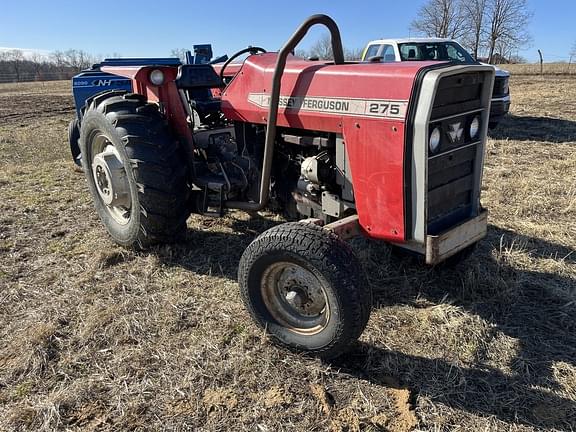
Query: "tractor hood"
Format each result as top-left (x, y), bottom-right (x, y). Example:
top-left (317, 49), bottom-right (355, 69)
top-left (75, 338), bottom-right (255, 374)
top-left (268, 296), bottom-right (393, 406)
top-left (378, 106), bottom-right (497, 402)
top-left (221, 53), bottom-right (441, 133)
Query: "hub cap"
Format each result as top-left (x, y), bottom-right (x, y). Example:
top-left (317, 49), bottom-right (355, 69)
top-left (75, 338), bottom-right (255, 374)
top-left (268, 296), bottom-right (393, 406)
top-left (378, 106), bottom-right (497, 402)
top-left (90, 133), bottom-right (131, 225)
top-left (261, 262), bottom-right (329, 335)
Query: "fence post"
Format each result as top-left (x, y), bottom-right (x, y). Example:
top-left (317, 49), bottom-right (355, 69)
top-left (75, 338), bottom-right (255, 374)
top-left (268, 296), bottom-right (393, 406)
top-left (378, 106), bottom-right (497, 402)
top-left (537, 50), bottom-right (543, 76)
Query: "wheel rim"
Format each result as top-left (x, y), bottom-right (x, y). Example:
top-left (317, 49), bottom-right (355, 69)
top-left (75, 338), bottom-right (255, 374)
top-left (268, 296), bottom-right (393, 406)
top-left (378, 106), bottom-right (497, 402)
top-left (90, 132), bottom-right (132, 225)
top-left (261, 262), bottom-right (330, 335)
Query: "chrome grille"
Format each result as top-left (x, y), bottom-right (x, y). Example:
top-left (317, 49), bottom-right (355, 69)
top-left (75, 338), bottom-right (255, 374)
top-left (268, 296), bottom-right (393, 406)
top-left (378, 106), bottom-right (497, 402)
top-left (427, 73), bottom-right (487, 235)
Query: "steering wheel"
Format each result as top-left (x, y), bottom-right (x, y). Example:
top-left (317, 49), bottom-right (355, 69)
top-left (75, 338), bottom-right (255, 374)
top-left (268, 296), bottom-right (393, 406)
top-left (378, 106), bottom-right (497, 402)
top-left (219, 46), bottom-right (267, 83)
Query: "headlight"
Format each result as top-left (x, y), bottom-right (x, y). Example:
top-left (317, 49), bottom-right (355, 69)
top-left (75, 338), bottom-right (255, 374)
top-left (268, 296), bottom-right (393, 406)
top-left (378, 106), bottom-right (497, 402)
top-left (149, 69), bottom-right (165, 86)
top-left (429, 127), bottom-right (441, 153)
top-left (469, 116), bottom-right (480, 139)
top-left (503, 78), bottom-right (509, 95)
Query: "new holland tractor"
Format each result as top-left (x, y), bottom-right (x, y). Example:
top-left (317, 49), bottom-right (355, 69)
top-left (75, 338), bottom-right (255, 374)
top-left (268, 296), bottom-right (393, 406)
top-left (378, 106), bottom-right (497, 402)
top-left (69, 15), bottom-right (495, 358)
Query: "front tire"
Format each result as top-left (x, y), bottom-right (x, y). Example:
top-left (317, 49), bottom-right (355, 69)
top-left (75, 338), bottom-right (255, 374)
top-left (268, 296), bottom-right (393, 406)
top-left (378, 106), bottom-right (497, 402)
top-left (80, 92), bottom-right (190, 249)
top-left (238, 222), bottom-right (372, 359)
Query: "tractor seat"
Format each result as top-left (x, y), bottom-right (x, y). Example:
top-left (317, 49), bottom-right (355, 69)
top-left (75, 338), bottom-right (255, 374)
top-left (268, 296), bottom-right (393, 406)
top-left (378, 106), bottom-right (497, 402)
top-left (175, 65), bottom-right (223, 119)
top-left (175, 64), bottom-right (224, 89)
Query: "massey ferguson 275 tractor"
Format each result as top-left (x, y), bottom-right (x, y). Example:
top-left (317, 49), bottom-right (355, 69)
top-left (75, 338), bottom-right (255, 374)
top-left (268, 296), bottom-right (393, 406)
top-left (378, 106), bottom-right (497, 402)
top-left (69, 15), bottom-right (494, 358)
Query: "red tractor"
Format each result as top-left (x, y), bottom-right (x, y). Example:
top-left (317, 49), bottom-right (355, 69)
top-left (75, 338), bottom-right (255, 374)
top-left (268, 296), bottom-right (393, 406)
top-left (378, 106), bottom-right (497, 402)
top-left (72, 15), bottom-right (494, 358)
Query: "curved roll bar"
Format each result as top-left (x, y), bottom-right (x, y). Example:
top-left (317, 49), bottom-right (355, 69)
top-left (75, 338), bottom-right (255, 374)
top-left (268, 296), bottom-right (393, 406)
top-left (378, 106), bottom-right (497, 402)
top-left (227, 14), bottom-right (345, 211)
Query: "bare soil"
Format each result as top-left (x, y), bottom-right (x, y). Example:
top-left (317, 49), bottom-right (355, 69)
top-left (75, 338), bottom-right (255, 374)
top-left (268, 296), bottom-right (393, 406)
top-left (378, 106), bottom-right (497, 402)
top-left (0, 77), bottom-right (575, 431)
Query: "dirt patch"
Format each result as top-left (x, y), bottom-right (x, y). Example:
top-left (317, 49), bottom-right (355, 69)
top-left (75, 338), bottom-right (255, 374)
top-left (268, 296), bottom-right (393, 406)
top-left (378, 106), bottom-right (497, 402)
top-left (310, 383), bottom-right (335, 414)
top-left (388, 388), bottom-right (418, 432)
top-left (202, 388), bottom-right (238, 411)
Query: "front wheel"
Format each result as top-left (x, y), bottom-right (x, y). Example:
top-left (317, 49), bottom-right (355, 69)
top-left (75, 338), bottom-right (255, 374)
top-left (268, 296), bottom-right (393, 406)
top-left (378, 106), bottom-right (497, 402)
top-left (238, 222), bottom-right (372, 359)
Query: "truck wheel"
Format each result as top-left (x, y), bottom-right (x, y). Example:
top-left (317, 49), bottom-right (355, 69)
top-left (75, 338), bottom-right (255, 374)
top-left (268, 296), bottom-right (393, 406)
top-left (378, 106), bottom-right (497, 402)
top-left (238, 222), bottom-right (372, 359)
top-left (80, 93), bottom-right (190, 249)
top-left (68, 118), bottom-right (82, 168)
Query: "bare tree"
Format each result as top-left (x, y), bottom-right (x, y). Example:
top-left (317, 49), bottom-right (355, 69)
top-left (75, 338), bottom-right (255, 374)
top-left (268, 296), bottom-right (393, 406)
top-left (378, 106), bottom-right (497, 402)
top-left (410, 0), bottom-right (467, 39)
top-left (295, 35), bottom-right (362, 61)
top-left (508, 54), bottom-right (527, 64)
top-left (345, 47), bottom-right (363, 61)
top-left (485, 0), bottom-right (532, 64)
top-left (30, 53), bottom-right (48, 80)
top-left (294, 49), bottom-right (309, 59)
top-left (170, 48), bottom-right (189, 62)
top-left (308, 35), bottom-right (334, 60)
top-left (50, 50), bottom-right (66, 69)
top-left (4, 50), bottom-right (25, 81)
top-left (63, 49), bottom-right (98, 72)
top-left (461, 0), bottom-right (487, 59)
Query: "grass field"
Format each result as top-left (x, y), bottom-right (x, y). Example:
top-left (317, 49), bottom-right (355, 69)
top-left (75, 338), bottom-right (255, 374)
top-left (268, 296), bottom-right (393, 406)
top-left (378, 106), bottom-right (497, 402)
top-left (0, 76), bottom-right (575, 431)
top-left (496, 63), bottom-right (576, 75)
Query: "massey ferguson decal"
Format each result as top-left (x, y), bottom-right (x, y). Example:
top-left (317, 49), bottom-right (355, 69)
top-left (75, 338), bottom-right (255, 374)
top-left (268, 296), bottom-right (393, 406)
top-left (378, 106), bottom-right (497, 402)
top-left (248, 93), bottom-right (408, 119)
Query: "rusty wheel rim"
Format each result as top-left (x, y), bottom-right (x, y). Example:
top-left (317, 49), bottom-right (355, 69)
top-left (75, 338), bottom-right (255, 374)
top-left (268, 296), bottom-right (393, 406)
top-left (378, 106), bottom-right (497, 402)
top-left (261, 261), bottom-right (330, 335)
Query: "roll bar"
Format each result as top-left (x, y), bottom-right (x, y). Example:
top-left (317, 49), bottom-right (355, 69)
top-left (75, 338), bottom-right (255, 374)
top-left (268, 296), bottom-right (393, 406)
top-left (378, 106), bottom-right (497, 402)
top-left (226, 14), bottom-right (345, 211)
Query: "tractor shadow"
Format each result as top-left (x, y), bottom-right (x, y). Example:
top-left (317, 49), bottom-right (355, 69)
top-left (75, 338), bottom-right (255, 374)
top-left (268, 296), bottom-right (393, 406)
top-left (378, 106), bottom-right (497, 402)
top-left (154, 218), bottom-right (576, 429)
top-left (490, 114), bottom-right (576, 143)
top-left (152, 212), bottom-right (281, 280)
top-left (333, 224), bottom-right (576, 429)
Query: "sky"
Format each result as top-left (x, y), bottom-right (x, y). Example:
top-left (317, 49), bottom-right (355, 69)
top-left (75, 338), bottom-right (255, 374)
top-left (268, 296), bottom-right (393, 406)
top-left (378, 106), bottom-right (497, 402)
top-left (0, 0), bottom-right (574, 63)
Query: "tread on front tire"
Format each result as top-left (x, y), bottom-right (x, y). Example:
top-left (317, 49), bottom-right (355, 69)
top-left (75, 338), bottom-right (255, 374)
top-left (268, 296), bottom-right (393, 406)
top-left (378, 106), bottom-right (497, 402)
top-left (80, 92), bottom-right (190, 249)
top-left (238, 222), bottom-right (372, 359)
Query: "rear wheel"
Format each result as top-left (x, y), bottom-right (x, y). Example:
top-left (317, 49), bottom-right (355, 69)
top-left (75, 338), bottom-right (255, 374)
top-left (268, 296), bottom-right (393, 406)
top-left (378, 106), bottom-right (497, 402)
top-left (68, 117), bottom-right (82, 168)
top-left (80, 92), bottom-right (190, 249)
top-left (238, 222), bottom-right (372, 359)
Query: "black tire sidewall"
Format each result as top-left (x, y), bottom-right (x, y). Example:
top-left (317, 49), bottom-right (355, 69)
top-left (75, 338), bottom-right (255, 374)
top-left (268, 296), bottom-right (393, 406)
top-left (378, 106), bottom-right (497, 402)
top-left (68, 118), bottom-right (82, 167)
top-left (80, 110), bottom-right (142, 246)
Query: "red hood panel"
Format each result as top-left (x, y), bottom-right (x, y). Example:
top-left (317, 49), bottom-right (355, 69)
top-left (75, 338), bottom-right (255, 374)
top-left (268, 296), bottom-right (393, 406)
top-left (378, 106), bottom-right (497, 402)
top-left (221, 53), bottom-right (438, 131)
top-left (221, 53), bottom-right (441, 242)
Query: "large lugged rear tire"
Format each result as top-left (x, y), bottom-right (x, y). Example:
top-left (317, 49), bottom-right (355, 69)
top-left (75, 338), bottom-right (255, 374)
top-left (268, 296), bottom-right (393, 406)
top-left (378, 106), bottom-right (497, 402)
top-left (238, 222), bottom-right (372, 359)
top-left (68, 117), bottom-right (82, 168)
top-left (80, 92), bottom-right (190, 249)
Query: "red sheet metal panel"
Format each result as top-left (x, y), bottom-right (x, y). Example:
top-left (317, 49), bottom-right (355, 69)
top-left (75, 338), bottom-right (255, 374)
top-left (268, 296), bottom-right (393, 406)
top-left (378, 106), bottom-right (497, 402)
top-left (101, 65), bottom-right (193, 149)
top-left (221, 54), bottom-right (435, 241)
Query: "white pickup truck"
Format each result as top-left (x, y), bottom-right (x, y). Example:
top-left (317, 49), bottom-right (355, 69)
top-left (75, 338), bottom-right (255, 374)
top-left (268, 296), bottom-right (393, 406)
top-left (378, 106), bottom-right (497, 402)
top-left (361, 38), bottom-right (510, 128)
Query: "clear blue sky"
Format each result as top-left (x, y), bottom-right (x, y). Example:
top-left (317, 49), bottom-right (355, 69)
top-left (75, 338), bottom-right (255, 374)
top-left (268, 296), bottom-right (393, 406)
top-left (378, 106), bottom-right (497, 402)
top-left (0, 0), bottom-right (574, 62)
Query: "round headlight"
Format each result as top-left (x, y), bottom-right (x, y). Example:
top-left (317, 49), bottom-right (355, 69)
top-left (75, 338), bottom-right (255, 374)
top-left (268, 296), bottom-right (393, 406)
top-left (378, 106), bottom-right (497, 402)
top-left (429, 127), bottom-right (441, 153)
top-left (469, 116), bottom-right (480, 139)
top-left (149, 69), bottom-right (165, 86)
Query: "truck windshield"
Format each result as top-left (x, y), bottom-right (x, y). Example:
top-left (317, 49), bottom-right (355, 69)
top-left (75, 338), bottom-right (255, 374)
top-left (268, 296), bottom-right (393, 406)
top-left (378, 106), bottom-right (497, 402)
top-left (398, 42), bottom-right (474, 63)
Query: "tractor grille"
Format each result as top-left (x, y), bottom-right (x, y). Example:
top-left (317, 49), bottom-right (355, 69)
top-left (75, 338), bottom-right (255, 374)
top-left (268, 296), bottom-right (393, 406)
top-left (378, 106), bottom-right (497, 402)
top-left (427, 72), bottom-right (486, 235)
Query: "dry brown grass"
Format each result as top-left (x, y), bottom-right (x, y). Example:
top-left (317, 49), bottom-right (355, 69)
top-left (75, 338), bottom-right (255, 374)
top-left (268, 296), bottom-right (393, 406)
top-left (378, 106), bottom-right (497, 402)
top-left (0, 76), bottom-right (575, 431)
top-left (497, 63), bottom-right (576, 76)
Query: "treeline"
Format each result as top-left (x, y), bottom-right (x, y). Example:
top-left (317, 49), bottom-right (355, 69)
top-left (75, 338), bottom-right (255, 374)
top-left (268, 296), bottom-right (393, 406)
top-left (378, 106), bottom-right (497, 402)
top-left (0, 49), bottom-right (101, 83)
top-left (294, 36), bottom-right (363, 61)
top-left (411, 0), bottom-right (532, 63)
